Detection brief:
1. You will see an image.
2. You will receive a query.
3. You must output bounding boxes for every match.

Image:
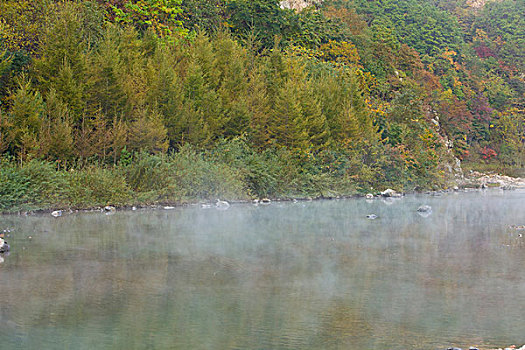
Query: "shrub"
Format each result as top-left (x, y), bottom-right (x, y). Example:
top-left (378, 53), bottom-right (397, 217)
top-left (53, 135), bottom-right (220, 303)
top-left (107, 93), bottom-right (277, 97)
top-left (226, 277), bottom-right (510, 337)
top-left (0, 159), bottom-right (66, 211)
top-left (65, 166), bottom-right (132, 207)
top-left (121, 151), bottom-right (178, 201)
top-left (171, 144), bottom-right (248, 200)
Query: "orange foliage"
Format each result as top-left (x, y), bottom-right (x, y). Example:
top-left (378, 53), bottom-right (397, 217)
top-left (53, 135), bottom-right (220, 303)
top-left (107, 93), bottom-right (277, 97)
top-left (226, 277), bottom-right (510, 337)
top-left (322, 5), bottom-right (366, 36)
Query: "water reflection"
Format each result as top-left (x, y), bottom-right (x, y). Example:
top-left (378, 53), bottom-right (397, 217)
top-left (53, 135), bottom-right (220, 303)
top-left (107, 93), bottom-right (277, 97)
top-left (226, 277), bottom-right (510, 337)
top-left (1, 190), bottom-right (524, 349)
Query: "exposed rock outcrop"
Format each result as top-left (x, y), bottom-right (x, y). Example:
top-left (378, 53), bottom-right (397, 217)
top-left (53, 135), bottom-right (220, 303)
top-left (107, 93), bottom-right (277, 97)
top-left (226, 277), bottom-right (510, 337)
top-left (466, 0), bottom-right (503, 9)
top-left (280, 0), bottom-right (322, 11)
top-left (460, 171), bottom-right (525, 189)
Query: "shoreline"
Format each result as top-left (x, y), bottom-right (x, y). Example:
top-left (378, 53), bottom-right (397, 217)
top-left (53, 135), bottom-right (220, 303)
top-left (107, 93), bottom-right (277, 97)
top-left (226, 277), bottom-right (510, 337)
top-left (3, 177), bottom-right (524, 217)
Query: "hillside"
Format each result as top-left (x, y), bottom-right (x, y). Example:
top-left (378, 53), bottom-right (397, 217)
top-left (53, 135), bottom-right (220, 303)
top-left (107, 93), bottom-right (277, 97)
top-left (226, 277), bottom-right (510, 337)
top-left (0, 0), bottom-right (523, 210)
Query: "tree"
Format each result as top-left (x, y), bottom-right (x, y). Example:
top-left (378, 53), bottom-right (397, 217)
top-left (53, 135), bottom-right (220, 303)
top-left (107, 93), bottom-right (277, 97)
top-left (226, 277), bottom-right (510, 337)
top-left (37, 89), bottom-right (74, 162)
top-left (227, 0), bottom-right (291, 49)
top-left (103, 0), bottom-right (187, 40)
top-left (127, 107), bottom-right (168, 153)
top-left (7, 78), bottom-right (44, 159)
top-left (493, 107), bottom-right (525, 167)
top-left (268, 57), bottom-right (329, 150)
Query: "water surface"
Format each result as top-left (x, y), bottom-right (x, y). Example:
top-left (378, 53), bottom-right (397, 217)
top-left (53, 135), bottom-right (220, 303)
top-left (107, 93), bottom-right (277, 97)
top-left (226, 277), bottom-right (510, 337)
top-left (1, 190), bottom-right (524, 349)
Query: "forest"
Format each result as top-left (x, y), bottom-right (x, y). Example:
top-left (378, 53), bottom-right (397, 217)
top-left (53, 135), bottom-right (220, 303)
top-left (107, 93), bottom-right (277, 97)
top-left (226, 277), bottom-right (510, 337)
top-left (0, 0), bottom-right (523, 211)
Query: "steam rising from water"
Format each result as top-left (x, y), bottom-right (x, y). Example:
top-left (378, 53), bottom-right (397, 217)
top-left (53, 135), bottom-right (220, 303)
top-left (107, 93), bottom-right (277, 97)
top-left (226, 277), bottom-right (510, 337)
top-left (1, 190), bottom-right (524, 349)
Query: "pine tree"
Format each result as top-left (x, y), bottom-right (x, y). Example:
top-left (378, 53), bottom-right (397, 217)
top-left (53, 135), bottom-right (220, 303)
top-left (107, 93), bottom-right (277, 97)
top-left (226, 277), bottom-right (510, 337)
top-left (86, 25), bottom-right (129, 120)
top-left (38, 89), bottom-right (74, 162)
top-left (0, 107), bottom-right (13, 154)
top-left (127, 107), bottom-right (169, 154)
top-left (268, 57), bottom-right (329, 150)
top-left (246, 61), bottom-right (272, 148)
top-left (8, 78), bottom-right (44, 159)
top-left (33, 2), bottom-right (89, 95)
top-left (145, 44), bottom-right (184, 148)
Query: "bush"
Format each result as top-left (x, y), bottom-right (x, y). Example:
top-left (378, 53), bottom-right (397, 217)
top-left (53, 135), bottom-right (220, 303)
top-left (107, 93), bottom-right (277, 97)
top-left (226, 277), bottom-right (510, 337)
top-left (0, 159), bottom-right (66, 211)
top-left (172, 145), bottom-right (249, 200)
top-left (64, 166), bottom-right (132, 207)
top-left (209, 138), bottom-right (305, 197)
top-left (121, 151), bottom-right (178, 202)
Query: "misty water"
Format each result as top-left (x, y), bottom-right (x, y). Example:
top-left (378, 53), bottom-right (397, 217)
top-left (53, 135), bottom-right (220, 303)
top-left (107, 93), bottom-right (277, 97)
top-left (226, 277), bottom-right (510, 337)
top-left (1, 190), bottom-right (524, 349)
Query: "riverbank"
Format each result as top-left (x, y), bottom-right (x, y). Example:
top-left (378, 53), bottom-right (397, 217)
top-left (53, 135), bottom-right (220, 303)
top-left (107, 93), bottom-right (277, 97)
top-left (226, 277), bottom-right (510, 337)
top-left (1, 141), bottom-right (523, 215)
top-left (0, 140), bottom-right (455, 214)
top-left (1, 162), bottom-right (524, 216)
top-left (4, 175), bottom-right (525, 218)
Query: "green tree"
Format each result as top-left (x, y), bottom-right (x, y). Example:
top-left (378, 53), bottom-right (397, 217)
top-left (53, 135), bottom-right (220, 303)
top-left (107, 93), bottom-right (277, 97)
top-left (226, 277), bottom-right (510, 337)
top-left (268, 57), bottom-right (329, 150)
top-left (38, 89), bottom-right (74, 162)
top-left (105, 0), bottom-right (187, 40)
top-left (8, 78), bottom-right (44, 159)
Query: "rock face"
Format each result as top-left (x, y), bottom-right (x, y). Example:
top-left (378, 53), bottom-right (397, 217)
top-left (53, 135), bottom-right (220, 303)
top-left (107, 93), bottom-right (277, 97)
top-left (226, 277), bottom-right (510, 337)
top-left (279, 0), bottom-right (321, 11)
top-left (466, 0), bottom-right (502, 9)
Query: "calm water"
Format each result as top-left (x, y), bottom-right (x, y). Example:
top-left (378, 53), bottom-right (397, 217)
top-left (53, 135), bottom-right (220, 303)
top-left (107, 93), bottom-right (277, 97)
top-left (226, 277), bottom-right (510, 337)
top-left (1, 191), bottom-right (524, 349)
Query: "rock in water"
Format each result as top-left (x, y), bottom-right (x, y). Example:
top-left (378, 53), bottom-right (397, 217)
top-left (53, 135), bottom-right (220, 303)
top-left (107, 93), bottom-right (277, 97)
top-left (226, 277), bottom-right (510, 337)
top-left (381, 188), bottom-right (402, 197)
top-left (0, 238), bottom-right (10, 253)
top-left (365, 193), bottom-right (374, 199)
top-left (216, 199), bottom-right (230, 210)
top-left (417, 205), bottom-right (432, 213)
top-left (381, 188), bottom-right (396, 197)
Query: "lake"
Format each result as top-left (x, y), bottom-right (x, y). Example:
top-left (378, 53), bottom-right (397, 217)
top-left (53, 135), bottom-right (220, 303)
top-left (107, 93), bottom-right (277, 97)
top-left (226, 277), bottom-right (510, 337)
top-left (1, 190), bottom-right (524, 349)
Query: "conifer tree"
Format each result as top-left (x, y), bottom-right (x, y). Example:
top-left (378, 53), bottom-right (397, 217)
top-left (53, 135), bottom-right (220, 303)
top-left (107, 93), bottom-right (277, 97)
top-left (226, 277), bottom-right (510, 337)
top-left (0, 107), bottom-right (13, 154)
top-left (110, 116), bottom-right (128, 164)
top-left (268, 58), bottom-right (329, 150)
top-left (213, 31), bottom-right (250, 137)
top-left (74, 113), bottom-right (111, 162)
top-left (145, 44), bottom-right (184, 148)
top-left (8, 78), bottom-right (44, 159)
top-left (246, 61), bottom-right (272, 148)
top-left (33, 2), bottom-right (91, 123)
top-left (315, 69), bottom-right (376, 146)
top-left (86, 25), bottom-right (129, 120)
top-left (127, 107), bottom-right (169, 154)
top-left (38, 89), bottom-right (74, 162)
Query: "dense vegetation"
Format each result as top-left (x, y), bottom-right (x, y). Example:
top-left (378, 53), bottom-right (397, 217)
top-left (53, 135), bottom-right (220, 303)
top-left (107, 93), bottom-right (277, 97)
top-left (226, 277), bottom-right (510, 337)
top-left (0, 0), bottom-right (523, 211)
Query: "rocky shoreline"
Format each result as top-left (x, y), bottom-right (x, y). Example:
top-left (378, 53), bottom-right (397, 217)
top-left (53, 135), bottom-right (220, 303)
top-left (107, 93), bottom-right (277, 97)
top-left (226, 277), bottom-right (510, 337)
top-left (458, 345), bottom-right (525, 350)
top-left (459, 171), bottom-right (525, 190)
